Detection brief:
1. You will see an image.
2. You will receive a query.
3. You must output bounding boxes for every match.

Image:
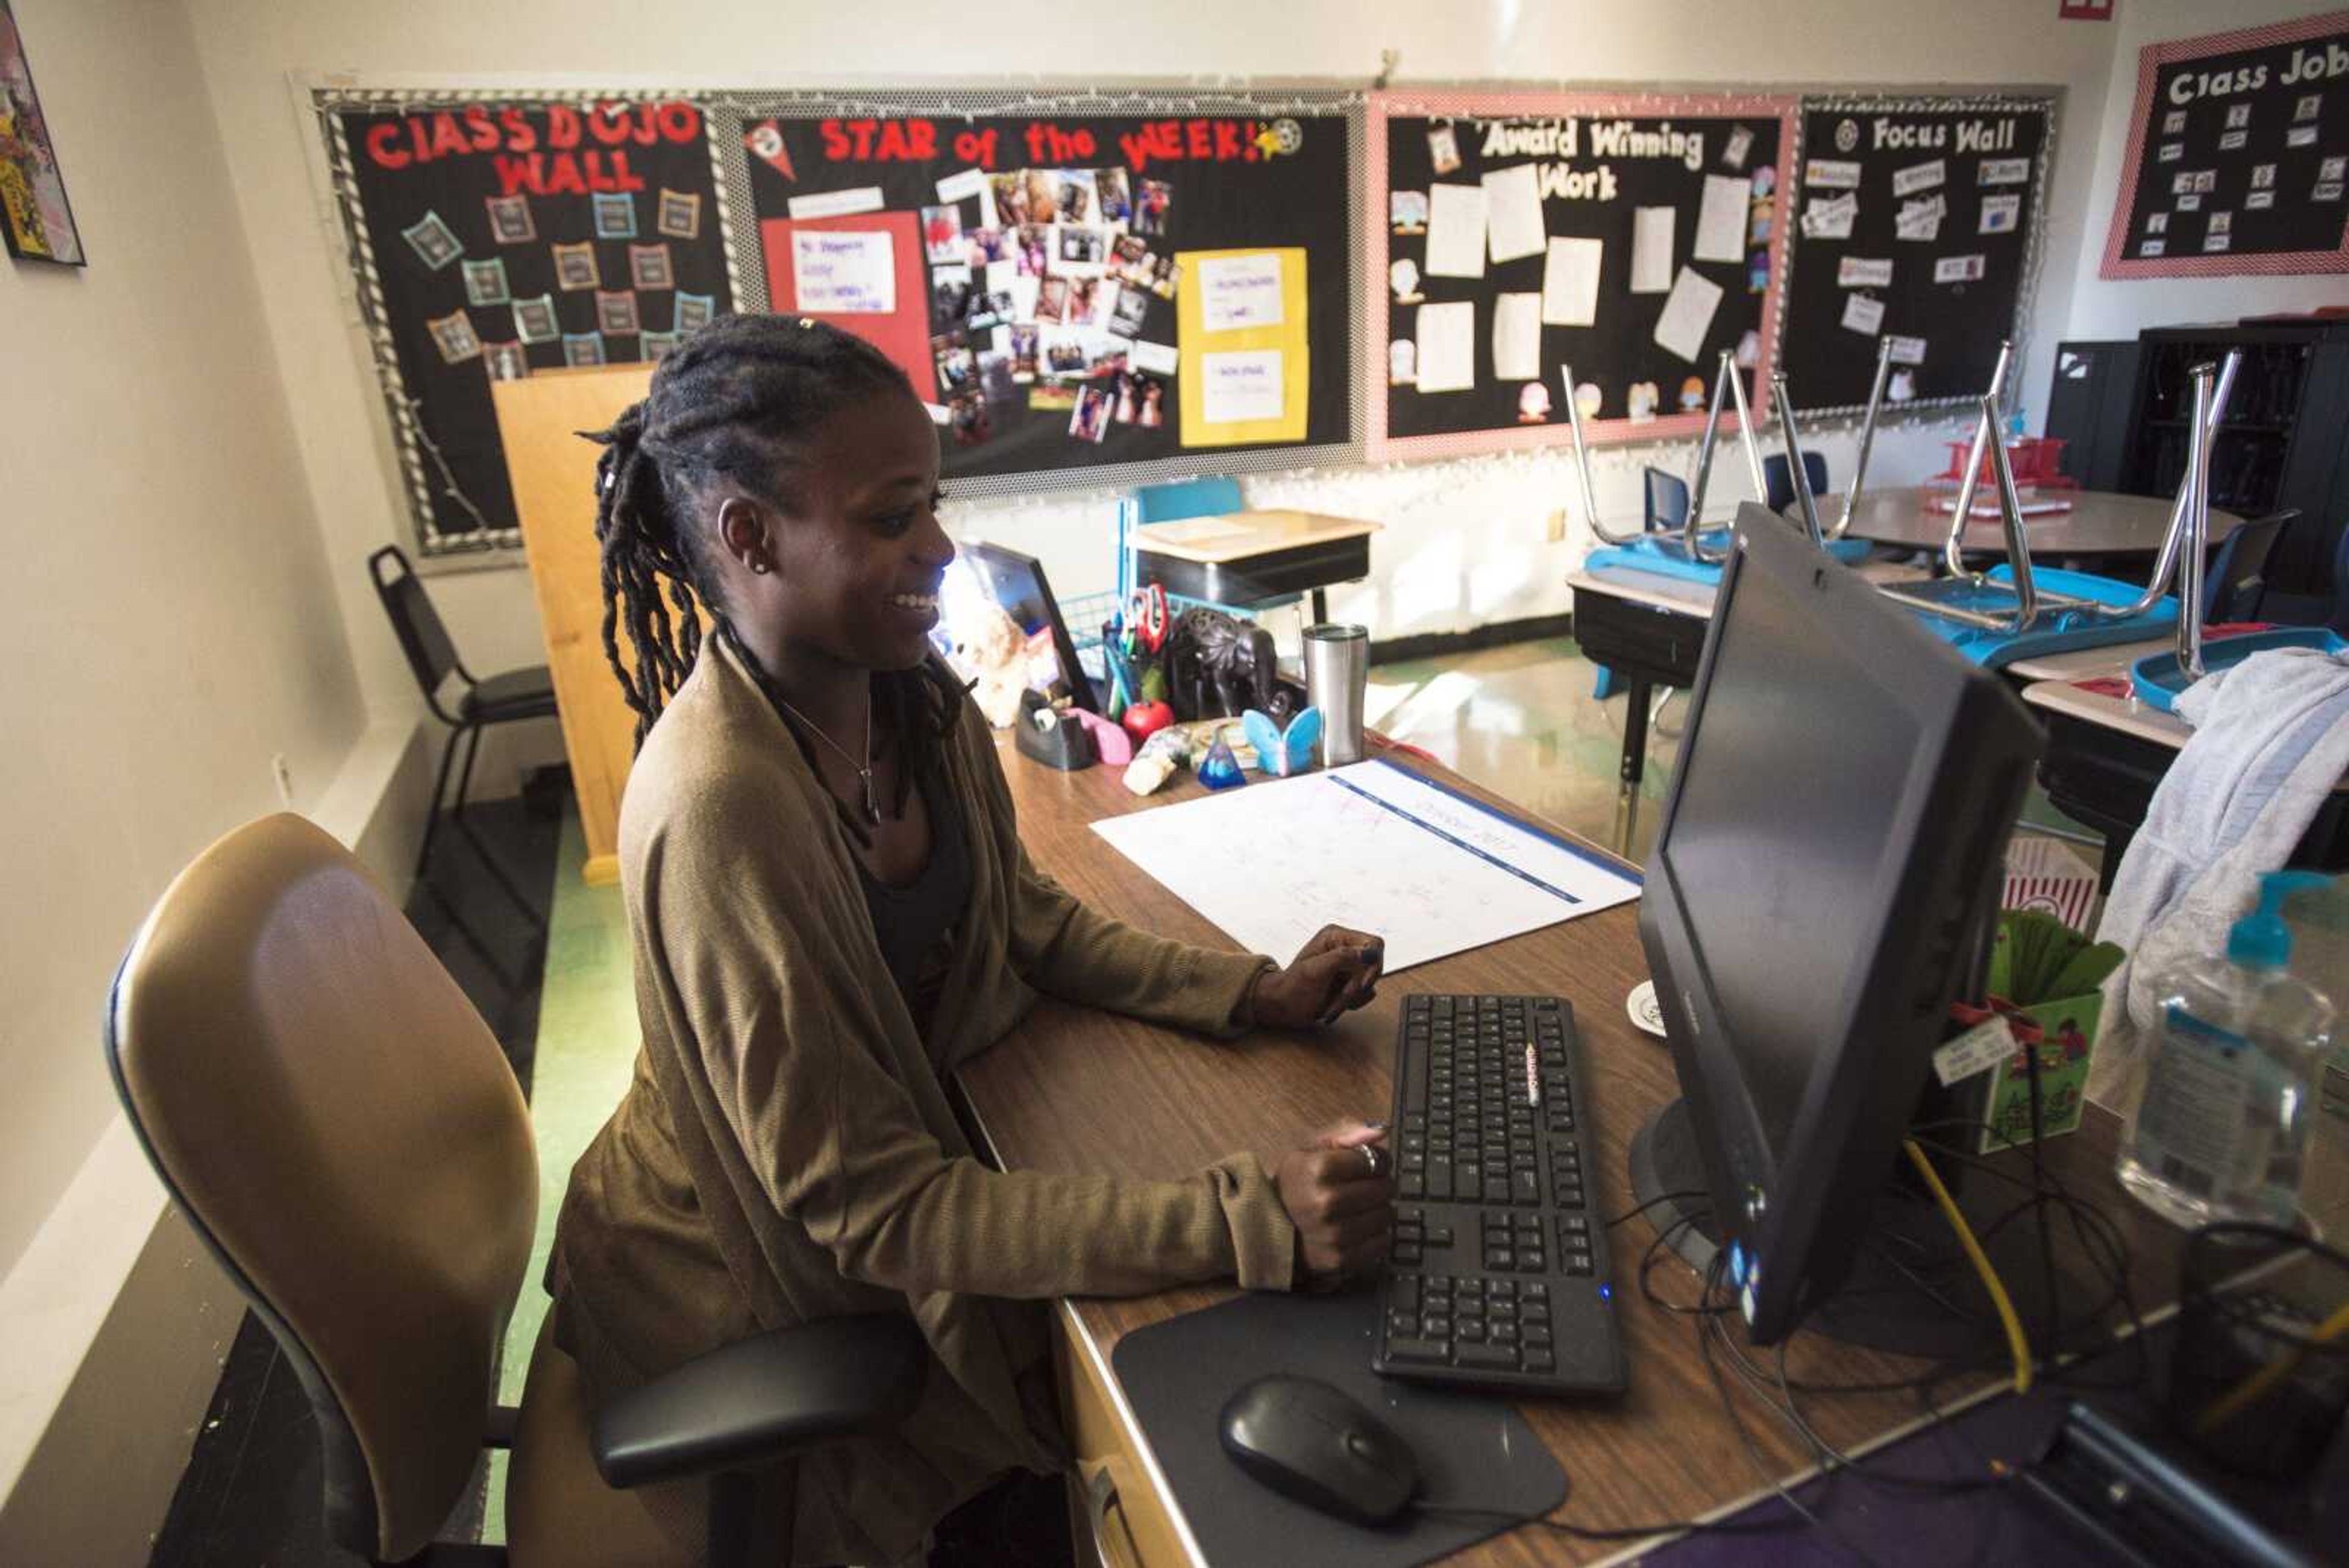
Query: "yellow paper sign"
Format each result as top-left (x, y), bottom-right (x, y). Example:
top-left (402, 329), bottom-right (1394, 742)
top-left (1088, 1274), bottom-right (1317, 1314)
top-left (1174, 246), bottom-right (1308, 446)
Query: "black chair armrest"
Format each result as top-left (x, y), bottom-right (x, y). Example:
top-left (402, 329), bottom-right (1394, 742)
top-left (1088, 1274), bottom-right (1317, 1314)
top-left (590, 1314), bottom-right (929, 1490)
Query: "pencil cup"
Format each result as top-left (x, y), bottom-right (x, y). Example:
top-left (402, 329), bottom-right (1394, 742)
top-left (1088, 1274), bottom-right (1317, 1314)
top-left (1304, 623), bottom-right (1370, 767)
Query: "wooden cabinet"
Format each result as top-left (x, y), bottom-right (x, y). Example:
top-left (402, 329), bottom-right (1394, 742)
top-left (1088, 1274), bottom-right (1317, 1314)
top-left (1054, 1307), bottom-right (1193, 1568)
top-left (489, 365), bottom-right (655, 885)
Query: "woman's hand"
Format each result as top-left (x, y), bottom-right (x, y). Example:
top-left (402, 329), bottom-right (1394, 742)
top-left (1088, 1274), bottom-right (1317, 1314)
top-left (1272, 1121), bottom-right (1393, 1282)
top-left (1250, 927), bottom-right (1385, 1030)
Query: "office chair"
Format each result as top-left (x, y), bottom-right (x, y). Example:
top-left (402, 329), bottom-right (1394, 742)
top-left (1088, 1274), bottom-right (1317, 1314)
top-left (1136, 474), bottom-right (1243, 525)
top-left (2202, 510), bottom-right (2293, 624)
top-left (105, 814), bottom-right (929, 1568)
top-left (1642, 467), bottom-right (1691, 534)
top-left (1762, 451), bottom-right (1830, 515)
top-left (2256, 515), bottom-right (2348, 633)
top-left (368, 545), bottom-right (559, 937)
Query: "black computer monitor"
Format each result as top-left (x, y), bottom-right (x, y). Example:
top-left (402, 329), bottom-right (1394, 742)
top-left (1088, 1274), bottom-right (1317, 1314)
top-left (944, 540), bottom-right (1098, 713)
top-left (1631, 505), bottom-right (2043, 1349)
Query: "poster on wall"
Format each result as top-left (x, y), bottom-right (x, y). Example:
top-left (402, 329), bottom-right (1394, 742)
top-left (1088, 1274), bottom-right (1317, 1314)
top-left (716, 95), bottom-right (1356, 491)
top-left (2099, 9), bottom-right (2349, 279)
top-left (0, 1), bottom-right (83, 266)
top-left (321, 93), bottom-right (737, 552)
top-left (1778, 96), bottom-right (2054, 413)
top-left (1367, 89), bottom-right (1796, 462)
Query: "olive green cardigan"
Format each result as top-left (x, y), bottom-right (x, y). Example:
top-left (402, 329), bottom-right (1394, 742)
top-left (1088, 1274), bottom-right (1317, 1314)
top-left (546, 634), bottom-right (1292, 1564)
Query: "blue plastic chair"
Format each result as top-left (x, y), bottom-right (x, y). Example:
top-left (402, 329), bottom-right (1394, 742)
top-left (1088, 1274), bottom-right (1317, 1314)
top-left (2202, 510), bottom-right (2291, 623)
top-left (1642, 467), bottom-right (1691, 534)
top-left (2241, 512), bottom-right (2346, 632)
top-left (1762, 451), bottom-right (1831, 514)
top-left (1137, 475), bottom-right (1243, 526)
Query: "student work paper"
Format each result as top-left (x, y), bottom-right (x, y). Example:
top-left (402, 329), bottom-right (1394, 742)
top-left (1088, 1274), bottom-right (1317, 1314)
top-left (1196, 253), bottom-right (1285, 332)
top-left (792, 229), bottom-right (895, 313)
top-left (1493, 292), bottom-right (1542, 381)
top-left (1631, 207), bottom-right (1675, 292)
top-left (1414, 301), bottom-right (1476, 393)
top-left (1653, 267), bottom-right (1723, 363)
top-left (1482, 164), bottom-right (1548, 264)
top-left (1694, 174), bottom-right (1748, 264)
top-left (1089, 760), bottom-right (1642, 972)
top-left (1425, 184), bottom-right (1490, 278)
top-left (1541, 237), bottom-right (1603, 326)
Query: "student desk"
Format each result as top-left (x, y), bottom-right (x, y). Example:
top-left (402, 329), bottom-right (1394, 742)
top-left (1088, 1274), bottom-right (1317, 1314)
top-left (1133, 510), bottom-right (1382, 623)
top-left (954, 732), bottom-right (2229, 1567)
top-left (1805, 488), bottom-right (2245, 560)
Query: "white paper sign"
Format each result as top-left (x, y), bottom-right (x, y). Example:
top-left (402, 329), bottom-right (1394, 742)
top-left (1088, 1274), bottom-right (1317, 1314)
top-left (1493, 291), bottom-right (1543, 381)
top-left (792, 229), bottom-right (896, 314)
top-left (1887, 334), bottom-right (1928, 366)
top-left (1980, 193), bottom-right (2022, 234)
top-left (1130, 340), bottom-right (1180, 376)
top-left (1979, 158), bottom-right (2030, 187)
top-left (1934, 253), bottom-right (1986, 283)
top-left (1196, 253), bottom-right (1285, 332)
top-left (2178, 193), bottom-right (2203, 212)
top-left (1425, 184), bottom-right (1491, 278)
top-left (1694, 174), bottom-right (1749, 264)
top-left (1806, 158), bottom-right (1862, 190)
top-left (1199, 349), bottom-right (1284, 423)
top-left (1841, 293), bottom-right (1886, 335)
top-left (1631, 206), bottom-right (1676, 294)
top-left (1802, 193), bottom-right (1858, 241)
top-left (1893, 158), bottom-right (1947, 198)
top-left (2248, 190), bottom-right (2278, 210)
top-left (1653, 267), bottom-right (1723, 363)
top-left (934, 167), bottom-right (989, 204)
top-left (1541, 236), bottom-right (1603, 326)
top-left (1932, 1016), bottom-right (2016, 1087)
top-left (1414, 302), bottom-right (1475, 393)
top-left (1837, 256), bottom-right (1893, 288)
top-left (1722, 125), bottom-right (1754, 170)
top-left (787, 186), bottom-right (886, 220)
top-left (1482, 164), bottom-right (1548, 264)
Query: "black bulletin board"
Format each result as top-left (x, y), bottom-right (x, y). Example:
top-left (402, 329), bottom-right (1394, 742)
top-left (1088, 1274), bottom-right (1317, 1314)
top-left (2099, 10), bottom-right (2349, 280)
top-left (715, 94), bottom-right (1358, 498)
top-left (1367, 91), bottom-right (1794, 461)
top-left (322, 94), bottom-right (736, 552)
top-left (1778, 97), bottom-right (2054, 414)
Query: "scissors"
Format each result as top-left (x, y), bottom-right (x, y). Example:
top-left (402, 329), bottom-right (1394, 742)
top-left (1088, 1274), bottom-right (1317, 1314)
top-left (1128, 583), bottom-right (1170, 653)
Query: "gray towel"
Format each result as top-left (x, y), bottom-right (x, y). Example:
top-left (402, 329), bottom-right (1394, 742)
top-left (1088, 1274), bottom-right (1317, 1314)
top-left (2087, 647), bottom-right (2349, 1106)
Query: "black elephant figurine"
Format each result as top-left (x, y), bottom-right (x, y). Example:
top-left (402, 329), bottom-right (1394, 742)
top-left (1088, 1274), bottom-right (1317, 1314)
top-left (1163, 606), bottom-right (1305, 721)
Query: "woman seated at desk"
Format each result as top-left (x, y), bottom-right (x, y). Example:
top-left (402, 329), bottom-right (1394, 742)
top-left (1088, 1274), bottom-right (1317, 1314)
top-left (548, 314), bottom-right (1390, 1565)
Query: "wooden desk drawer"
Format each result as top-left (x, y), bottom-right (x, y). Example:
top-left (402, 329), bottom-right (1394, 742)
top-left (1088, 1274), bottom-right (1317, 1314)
top-left (1055, 1308), bottom-right (1194, 1568)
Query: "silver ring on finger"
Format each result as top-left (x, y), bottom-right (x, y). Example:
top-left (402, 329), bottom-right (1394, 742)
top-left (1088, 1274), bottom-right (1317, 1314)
top-left (1360, 1144), bottom-right (1388, 1180)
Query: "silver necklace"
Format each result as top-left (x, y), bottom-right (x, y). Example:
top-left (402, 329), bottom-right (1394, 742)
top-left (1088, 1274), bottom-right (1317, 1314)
top-left (770, 684), bottom-right (880, 828)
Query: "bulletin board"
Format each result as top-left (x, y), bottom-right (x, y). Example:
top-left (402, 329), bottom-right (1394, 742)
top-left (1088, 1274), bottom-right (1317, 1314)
top-left (713, 91), bottom-right (1360, 499)
top-left (2099, 10), bottom-right (2349, 280)
top-left (1367, 89), bottom-right (1797, 463)
top-left (319, 91), bottom-right (740, 554)
top-left (1776, 95), bottom-right (2055, 414)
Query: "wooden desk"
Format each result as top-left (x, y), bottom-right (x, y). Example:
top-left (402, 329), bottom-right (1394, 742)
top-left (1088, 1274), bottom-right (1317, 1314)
top-left (1134, 510), bottom-right (1382, 623)
top-left (957, 737), bottom-right (2221, 1566)
top-left (1807, 487), bottom-right (2244, 559)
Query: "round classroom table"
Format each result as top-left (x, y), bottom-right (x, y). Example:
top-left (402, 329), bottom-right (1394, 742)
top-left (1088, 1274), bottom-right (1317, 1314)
top-left (1797, 486), bottom-right (2244, 558)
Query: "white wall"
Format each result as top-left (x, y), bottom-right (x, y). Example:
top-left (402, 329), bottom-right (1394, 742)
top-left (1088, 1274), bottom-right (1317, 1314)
top-left (184, 0), bottom-right (2127, 711)
top-left (2065, 0), bottom-right (2349, 344)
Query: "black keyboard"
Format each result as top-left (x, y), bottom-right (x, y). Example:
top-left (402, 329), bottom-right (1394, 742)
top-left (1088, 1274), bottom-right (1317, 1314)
top-left (1373, 994), bottom-right (1627, 1395)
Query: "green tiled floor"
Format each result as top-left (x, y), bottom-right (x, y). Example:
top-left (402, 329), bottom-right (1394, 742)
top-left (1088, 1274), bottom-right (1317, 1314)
top-left (484, 808), bottom-right (639, 1544)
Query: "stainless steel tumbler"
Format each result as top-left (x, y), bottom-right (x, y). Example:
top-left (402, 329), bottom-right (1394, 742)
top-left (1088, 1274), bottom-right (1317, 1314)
top-left (1303, 623), bottom-right (1370, 767)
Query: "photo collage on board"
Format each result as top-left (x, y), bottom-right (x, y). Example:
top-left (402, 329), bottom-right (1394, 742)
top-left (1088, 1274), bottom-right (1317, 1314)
top-left (924, 165), bottom-right (1178, 449)
top-left (1387, 112), bottom-right (1776, 432)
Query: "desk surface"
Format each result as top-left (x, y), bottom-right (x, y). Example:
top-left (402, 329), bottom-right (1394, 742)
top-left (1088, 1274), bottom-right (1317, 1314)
top-left (1805, 487), bottom-right (2244, 556)
top-left (958, 733), bottom-right (2237, 1564)
top-left (1135, 510), bottom-right (1383, 564)
top-left (1565, 557), bottom-right (1929, 620)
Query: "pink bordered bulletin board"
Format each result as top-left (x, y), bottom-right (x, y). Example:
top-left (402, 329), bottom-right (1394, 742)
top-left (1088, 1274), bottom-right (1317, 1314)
top-left (1367, 89), bottom-right (1799, 464)
top-left (2098, 10), bottom-right (2349, 281)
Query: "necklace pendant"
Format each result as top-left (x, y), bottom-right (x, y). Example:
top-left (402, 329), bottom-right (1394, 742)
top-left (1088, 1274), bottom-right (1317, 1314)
top-left (856, 767), bottom-right (881, 827)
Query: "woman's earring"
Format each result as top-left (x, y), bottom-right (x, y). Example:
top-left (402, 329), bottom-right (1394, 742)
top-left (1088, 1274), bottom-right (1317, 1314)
top-left (749, 558), bottom-right (773, 575)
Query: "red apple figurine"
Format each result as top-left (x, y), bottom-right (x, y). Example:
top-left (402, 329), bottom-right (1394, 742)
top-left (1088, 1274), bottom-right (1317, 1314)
top-left (1121, 700), bottom-right (1174, 745)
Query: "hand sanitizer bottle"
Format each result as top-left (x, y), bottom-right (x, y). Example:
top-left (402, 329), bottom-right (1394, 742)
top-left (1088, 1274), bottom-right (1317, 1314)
top-left (2117, 872), bottom-right (2337, 1230)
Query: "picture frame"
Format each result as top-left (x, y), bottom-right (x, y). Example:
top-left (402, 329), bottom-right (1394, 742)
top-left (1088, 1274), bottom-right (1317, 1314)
top-left (1, 1), bottom-right (86, 266)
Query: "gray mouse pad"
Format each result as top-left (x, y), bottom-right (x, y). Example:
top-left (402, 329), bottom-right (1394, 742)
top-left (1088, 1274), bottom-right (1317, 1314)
top-left (1110, 1289), bottom-right (1567, 1567)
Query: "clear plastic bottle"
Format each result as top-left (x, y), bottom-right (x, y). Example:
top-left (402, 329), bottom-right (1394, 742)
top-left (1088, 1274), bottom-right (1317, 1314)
top-left (2117, 872), bottom-right (2337, 1230)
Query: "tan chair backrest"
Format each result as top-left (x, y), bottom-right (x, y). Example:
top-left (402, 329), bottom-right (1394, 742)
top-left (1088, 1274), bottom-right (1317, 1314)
top-left (106, 814), bottom-right (538, 1562)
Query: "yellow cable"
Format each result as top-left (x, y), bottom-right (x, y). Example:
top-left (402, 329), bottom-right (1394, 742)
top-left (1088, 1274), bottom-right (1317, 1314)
top-left (2194, 1298), bottom-right (2349, 1435)
top-left (1902, 1138), bottom-right (2033, 1395)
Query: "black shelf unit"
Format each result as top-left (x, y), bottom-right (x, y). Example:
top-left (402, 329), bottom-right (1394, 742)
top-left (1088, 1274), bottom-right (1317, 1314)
top-left (2043, 318), bottom-right (2349, 597)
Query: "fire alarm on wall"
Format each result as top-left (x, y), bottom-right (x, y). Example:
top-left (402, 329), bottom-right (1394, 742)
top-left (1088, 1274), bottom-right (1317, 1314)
top-left (2059, 0), bottom-right (2113, 18)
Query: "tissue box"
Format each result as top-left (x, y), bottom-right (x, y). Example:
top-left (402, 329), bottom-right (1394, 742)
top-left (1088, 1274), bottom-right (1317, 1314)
top-left (1976, 992), bottom-right (2101, 1156)
top-left (2002, 836), bottom-right (2099, 931)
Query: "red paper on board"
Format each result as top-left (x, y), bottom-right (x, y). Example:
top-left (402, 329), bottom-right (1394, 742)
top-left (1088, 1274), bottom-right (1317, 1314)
top-left (2058, 1), bottom-right (2113, 18)
top-left (762, 211), bottom-right (937, 403)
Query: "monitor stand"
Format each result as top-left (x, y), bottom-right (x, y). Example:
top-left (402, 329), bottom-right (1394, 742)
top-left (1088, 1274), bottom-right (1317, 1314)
top-left (1629, 1098), bottom-right (2086, 1362)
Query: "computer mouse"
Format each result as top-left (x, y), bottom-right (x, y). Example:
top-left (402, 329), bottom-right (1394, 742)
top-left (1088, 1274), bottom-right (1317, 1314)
top-left (1217, 1373), bottom-right (1419, 1526)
